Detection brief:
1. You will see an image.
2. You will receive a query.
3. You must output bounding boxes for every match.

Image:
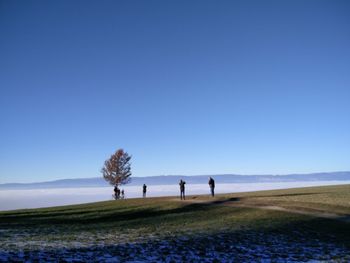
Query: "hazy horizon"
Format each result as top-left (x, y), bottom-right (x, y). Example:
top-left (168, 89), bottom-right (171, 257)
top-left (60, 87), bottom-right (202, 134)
top-left (1, 170), bottom-right (350, 185)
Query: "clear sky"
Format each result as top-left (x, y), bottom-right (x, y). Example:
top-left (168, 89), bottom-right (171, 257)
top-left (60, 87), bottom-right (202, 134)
top-left (1, 0), bottom-right (350, 183)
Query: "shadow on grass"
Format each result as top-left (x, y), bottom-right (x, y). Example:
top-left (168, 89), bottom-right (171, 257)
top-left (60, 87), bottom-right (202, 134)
top-left (210, 197), bottom-right (242, 205)
top-left (1, 193), bottom-right (349, 228)
top-left (1, 216), bottom-right (350, 261)
top-left (0, 202), bottom-right (210, 226)
top-left (1, 195), bottom-right (350, 262)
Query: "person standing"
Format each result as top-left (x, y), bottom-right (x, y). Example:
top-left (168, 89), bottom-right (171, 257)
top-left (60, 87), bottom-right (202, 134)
top-left (143, 184), bottom-right (147, 198)
top-left (179, 179), bottom-right (186, 200)
top-left (208, 177), bottom-right (215, 197)
top-left (114, 185), bottom-right (120, 200)
top-left (121, 189), bottom-right (125, 199)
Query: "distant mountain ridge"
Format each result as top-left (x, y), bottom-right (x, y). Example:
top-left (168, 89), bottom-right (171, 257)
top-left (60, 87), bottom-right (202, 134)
top-left (1, 172), bottom-right (350, 190)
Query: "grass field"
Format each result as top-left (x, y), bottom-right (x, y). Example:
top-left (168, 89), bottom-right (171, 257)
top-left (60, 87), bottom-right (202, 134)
top-left (1, 184), bottom-right (350, 262)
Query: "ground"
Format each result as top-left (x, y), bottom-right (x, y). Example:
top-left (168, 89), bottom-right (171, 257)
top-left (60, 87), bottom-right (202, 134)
top-left (0, 184), bottom-right (350, 262)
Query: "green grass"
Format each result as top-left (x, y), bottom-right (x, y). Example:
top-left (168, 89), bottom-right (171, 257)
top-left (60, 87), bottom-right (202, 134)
top-left (200, 183), bottom-right (350, 214)
top-left (1, 184), bottom-right (350, 249)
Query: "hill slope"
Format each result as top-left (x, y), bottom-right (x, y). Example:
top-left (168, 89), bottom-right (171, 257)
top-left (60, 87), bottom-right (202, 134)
top-left (0, 184), bottom-right (349, 261)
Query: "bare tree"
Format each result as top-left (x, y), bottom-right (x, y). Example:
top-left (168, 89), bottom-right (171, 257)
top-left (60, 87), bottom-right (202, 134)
top-left (101, 149), bottom-right (132, 187)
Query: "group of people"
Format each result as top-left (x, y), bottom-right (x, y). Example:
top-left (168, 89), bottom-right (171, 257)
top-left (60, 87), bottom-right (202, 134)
top-left (179, 177), bottom-right (215, 200)
top-left (113, 186), bottom-right (125, 199)
top-left (114, 177), bottom-right (216, 200)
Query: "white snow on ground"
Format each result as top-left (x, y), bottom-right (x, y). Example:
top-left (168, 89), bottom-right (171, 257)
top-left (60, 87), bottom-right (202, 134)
top-left (0, 229), bottom-right (349, 262)
top-left (0, 181), bottom-right (349, 211)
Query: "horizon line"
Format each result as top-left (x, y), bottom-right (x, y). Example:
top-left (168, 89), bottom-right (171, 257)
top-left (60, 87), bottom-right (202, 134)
top-left (1, 170), bottom-right (349, 185)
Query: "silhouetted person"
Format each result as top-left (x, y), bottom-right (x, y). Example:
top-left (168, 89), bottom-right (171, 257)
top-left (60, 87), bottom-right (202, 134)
top-left (143, 184), bottom-right (147, 198)
top-left (179, 179), bottom-right (186, 200)
top-left (208, 177), bottom-right (215, 197)
top-left (114, 185), bottom-right (120, 200)
top-left (121, 189), bottom-right (125, 199)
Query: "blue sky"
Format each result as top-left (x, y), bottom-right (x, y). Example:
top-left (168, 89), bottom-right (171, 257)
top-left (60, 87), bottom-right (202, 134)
top-left (1, 0), bottom-right (350, 183)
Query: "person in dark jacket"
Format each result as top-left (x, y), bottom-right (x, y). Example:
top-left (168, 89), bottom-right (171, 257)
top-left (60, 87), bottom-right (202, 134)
top-left (114, 185), bottom-right (120, 200)
top-left (208, 177), bottom-right (215, 197)
top-left (143, 184), bottom-right (147, 198)
top-left (179, 179), bottom-right (186, 200)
